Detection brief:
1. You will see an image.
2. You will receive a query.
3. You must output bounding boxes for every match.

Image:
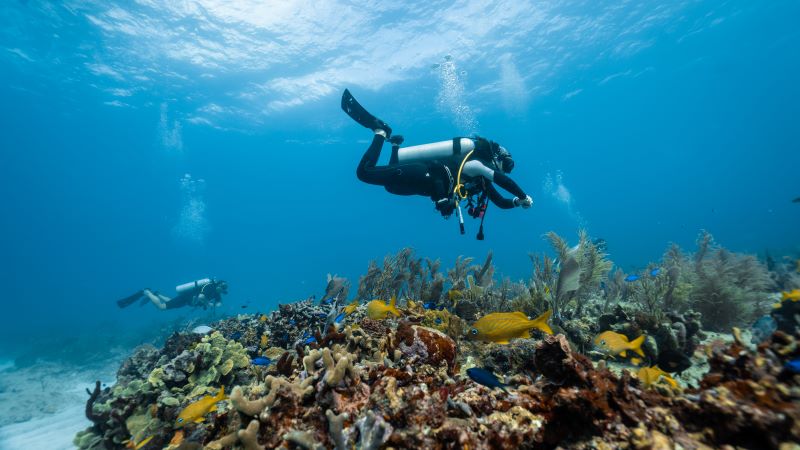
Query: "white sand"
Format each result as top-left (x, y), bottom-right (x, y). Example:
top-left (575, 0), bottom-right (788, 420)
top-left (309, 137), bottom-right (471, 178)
top-left (0, 360), bottom-right (120, 450)
top-left (0, 404), bottom-right (88, 450)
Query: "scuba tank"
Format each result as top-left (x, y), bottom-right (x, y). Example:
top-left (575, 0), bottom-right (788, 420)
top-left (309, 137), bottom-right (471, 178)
top-left (176, 278), bottom-right (211, 294)
top-left (396, 138), bottom-right (476, 163)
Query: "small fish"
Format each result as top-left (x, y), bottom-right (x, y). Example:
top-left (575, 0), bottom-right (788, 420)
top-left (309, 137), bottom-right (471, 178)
top-left (544, 285), bottom-right (550, 295)
top-left (624, 274), bottom-right (640, 282)
top-left (792, 197), bottom-right (800, 203)
top-left (175, 386), bottom-right (226, 427)
top-left (469, 310), bottom-right (553, 344)
top-left (423, 302), bottom-right (441, 310)
top-left (435, 317), bottom-right (443, 325)
top-left (303, 336), bottom-right (317, 345)
top-left (466, 368), bottom-right (508, 393)
top-left (240, 305), bottom-right (248, 309)
top-left (315, 312), bottom-right (328, 319)
top-left (191, 325), bottom-right (213, 335)
top-left (785, 358), bottom-right (800, 374)
top-left (259, 315), bottom-right (267, 322)
top-left (135, 435), bottom-right (154, 450)
top-left (344, 300), bottom-right (359, 315)
top-left (229, 332), bottom-right (242, 340)
top-left (649, 268), bottom-right (661, 277)
top-left (781, 289), bottom-right (800, 302)
top-left (125, 435), bottom-right (154, 450)
top-left (594, 331), bottom-right (646, 358)
top-left (321, 297), bottom-right (335, 305)
top-left (637, 366), bottom-right (678, 388)
top-left (656, 349), bottom-right (692, 373)
top-left (289, 319), bottom-right (297, 326)
top-left (251, 356), bottom-right (272, 366)
top-left (333, 312), bottom-right (346, 324)
top-left (260, 334), bottom-right (268, 348)
top-left (631, 357), bottom-right (643, 366)
top-left (366, 296), bottom-right (401, 320)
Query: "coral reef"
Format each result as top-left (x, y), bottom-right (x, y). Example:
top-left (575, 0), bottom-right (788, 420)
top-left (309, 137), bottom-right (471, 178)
top-left (75, 236), bottom-right (799, 449)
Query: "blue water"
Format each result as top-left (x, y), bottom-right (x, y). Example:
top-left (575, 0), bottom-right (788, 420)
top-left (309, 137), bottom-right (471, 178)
top-left (1, 0), bottom-right (798, 358)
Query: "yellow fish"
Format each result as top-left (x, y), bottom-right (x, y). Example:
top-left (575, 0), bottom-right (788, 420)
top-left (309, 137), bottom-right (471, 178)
top-left (594, 331), bottom-right (646, 358)
top-left (344, 300), bottom-right (359, 315)
top-left (366, 296), bottom-right (401, 320)
top-left (124, 435), bottom-right (153, 450)
top-left (260, 334), bottom-right (268, 348)
top-left (781, 289), bottom-right (800, 302)
top-left (637, 366), bottom-right (678, 388)
top-left (544, 285), bottom-right (550, 295)
top-left (631, 357), bottom-right (643, 366)
top-left (407, 299), bottom-right (418, 309)
top-left (259, 314), bottom-right (267, 322)
top-left (175, 386), bottom-right (226, 428)
top-left (469, 310), bottom-right (553, 344)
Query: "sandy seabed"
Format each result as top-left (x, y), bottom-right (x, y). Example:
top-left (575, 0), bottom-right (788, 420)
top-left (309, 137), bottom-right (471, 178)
top-left (0, 358), bottom-right (120, 450)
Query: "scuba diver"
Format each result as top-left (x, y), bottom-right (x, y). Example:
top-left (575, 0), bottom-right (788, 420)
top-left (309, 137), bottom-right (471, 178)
top-left (342, 89), bottom-right (532, 240)
top-left (116, 278), bottom-right (228, 311)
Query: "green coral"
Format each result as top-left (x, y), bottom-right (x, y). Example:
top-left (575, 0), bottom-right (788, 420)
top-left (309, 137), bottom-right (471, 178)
top-left (147, 367), bottom-right (165, 388)
top-left (185, 331), bottom-right (249, 389)
top-left (74, 430), bottom-right (104, 450)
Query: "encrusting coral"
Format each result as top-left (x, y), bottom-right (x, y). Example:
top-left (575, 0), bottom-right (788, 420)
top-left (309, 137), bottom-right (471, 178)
top-left (75, 234), bottom-right (799, 449)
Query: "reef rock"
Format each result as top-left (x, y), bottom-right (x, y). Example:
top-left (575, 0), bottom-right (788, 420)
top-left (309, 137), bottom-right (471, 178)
top-left (394, 322), bottom-right (457, 374)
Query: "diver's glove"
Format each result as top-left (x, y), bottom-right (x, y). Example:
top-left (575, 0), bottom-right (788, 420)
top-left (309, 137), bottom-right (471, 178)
top-left (513, 195), bottom-right (533, 209)
top-left (435, 197), bottom-right (456, 217)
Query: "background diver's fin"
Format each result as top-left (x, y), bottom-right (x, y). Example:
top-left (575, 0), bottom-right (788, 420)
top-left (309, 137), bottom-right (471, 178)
top-left (117, 290), bottom-right (144, 308)
top-left (341, 89), bottom-right (390, 135)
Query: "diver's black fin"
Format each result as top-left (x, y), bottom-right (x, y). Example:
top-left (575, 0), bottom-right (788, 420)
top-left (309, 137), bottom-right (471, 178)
top-left (341, 89), bottom-right (391, 136)
top-left (117, 290), bottom-right (144, 308)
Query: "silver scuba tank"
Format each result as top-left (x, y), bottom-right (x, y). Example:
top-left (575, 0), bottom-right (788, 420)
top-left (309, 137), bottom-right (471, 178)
top-left (176, 278), bottom-right (211, 293)
top-left (396, 138), bottom-right (476, 163)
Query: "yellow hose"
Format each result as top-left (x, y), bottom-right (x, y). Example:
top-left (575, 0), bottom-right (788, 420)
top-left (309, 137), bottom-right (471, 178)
top-left (454, 150), bottom-right (475, 199)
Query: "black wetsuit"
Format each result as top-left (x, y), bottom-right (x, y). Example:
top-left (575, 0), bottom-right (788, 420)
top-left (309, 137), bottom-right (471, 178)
top-left (356, 135), bottom-right (527, 209)
top-left (163, 283), bottom-right (222, 310)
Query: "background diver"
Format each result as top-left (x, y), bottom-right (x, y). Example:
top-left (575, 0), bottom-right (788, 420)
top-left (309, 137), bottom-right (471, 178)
top-left (342, 89), bottom-right (532, 239)
top-left (117, 278), bottom-right (228, 311)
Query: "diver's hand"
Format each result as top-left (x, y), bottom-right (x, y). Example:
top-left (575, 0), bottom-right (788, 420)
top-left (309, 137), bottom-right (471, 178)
top-left (514, 195), bottom-right (533, 209)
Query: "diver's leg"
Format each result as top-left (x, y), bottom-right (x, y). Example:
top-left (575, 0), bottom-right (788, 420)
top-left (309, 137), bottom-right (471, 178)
top-left (356, 134), bottom-right (391, 185)
top-left (143, 289), bottom-right (167, 310)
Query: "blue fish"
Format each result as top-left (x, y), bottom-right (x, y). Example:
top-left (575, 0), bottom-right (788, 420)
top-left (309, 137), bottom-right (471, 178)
top-left (649, 268), bottom-right (661, 277)
top-left (321, 297), bottom-right (335, 305)
top-left (303, 336), bottom-right (317, 345)
top-left (315, 312), bottom-right (328, 319)
top-left (624, 275), bottom-right (640, 282)
top-left (289, 319), bottom-right (297, 326)
top-left (333, 312), bottom-right (346, 324)
top-left (251, 357), bottom-right (272, 366)
top-left (466, 368), bottom-right (508, 393)
top-left (785, 358), bottom-right (800, 374)
top-left (434, 318), bottom-right (443, 325)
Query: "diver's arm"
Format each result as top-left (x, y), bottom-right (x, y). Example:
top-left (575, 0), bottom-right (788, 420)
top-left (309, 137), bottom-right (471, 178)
top-left (463, 160), bottom-right (529, 202)
top-left (486, 183), bottom-right (516, 209)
